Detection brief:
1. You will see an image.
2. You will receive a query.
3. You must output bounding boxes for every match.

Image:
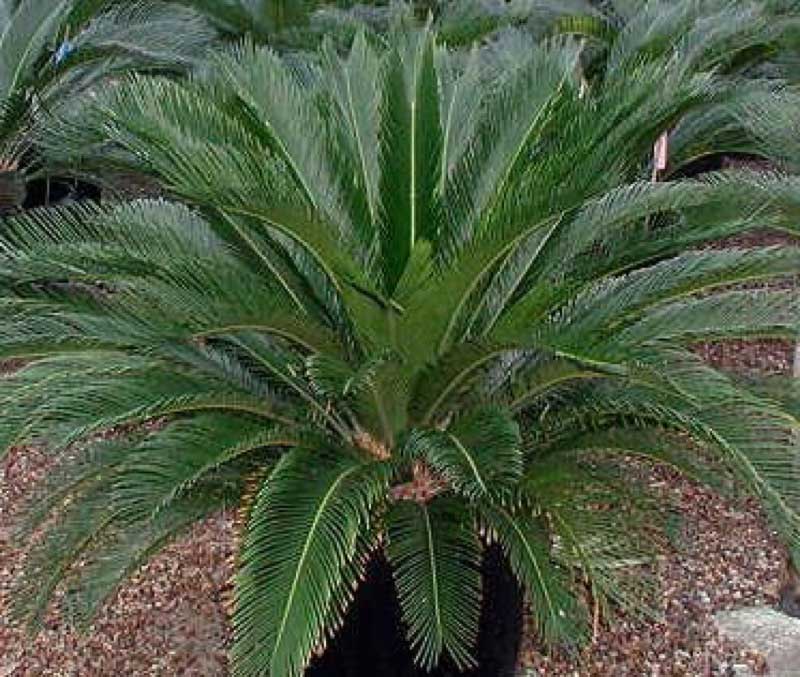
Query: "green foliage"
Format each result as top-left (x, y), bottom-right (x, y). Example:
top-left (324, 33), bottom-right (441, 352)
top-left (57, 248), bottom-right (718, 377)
top-left (406, 407), bottom-right (523, 499)
top-left (234, 447), bottom-right (390, 676)
top-left (387, 497), bottom-right (481, 669)
top-left (2, 2), bottom-right (800, 674)
top-left (0, 0), bottom-right (214, 208)
top-left (478, 500), bottom-right (587, 645)
top-left (537, 0), bottom-right (800, 174)
top-left (174, 1), bottom-right (570, 51)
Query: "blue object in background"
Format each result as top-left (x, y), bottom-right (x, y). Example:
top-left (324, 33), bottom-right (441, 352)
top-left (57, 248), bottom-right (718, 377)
top-left (53, 40), bottom-right (76, 65)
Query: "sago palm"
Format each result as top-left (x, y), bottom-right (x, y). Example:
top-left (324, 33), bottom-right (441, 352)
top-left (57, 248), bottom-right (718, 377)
top-left (532, 0), bottom-right (800, 180)
top-left (0, 0), bottom-right (213, 212)
top-left (176, 0), bottom-right (329, 44)
top-left (543, 0), bottom-right (800, 85)
top-left (3, 10), bottom-right (800, 677)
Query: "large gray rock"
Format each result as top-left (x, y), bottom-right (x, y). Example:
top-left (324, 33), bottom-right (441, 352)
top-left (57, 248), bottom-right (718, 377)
top-left (716, 606), bottom-right (800, 676)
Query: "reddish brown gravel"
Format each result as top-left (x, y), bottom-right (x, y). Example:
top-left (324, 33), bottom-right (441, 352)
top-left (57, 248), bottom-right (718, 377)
top-left (694, 338), bottom-right (794, 378)
top-left (518, 469), bottom-right (784, 676)
top-left (2, 445), bottom-right (787, 676)
top-left (0, 445), bottom-right (234, 677)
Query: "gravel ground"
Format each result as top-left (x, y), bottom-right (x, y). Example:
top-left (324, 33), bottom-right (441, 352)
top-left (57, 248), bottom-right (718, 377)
top-left (518, 469), bottom-right (784, 676)
top-left (694, 339), bottom-right (795, 378)
top-left (1, 445), bottom-right (788, 676)
top-left (0, 445), bottom-right (234, 676)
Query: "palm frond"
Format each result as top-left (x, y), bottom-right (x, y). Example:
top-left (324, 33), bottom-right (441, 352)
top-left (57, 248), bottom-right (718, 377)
top-left (523, 454), bottom-right (665, 619)
top-left (386, 497), bottom-right (481, 670)
top-left (112, 413), bottom-right (291, 522)
top-left (478, 500), bottom-right (587, 646)
top-left (405, 406), bottom-right (522, 499)
top-left (233, 447), bottom-right (390, 677)
top-left (0, 0), bottom-right (68, 100)
top-left (0, 353), bottom-right (291, 455)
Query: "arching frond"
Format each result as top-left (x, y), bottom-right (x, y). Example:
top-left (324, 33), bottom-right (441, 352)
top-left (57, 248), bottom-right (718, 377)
top-left (0, 353), bottom-right (291, 455)
top-left (0, 0), bottom-right (213, 186)
top-left (405, 406), bottom-right (522, 499)
top-left (524, 454), bottom-right (665, 619)
top-left (478, 500), bottom-right (587, 646)
top-left (112, 413), bottom-right (293, 522)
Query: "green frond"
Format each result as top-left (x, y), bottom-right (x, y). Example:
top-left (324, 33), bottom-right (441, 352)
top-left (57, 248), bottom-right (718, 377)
top-left (0, 354), bottom-right (290, 455)
top-left (320, 32), bottom-right (383, 256)
top-left (571, 247), bottom-right (800, 329)
top-left (538, 426), bottom-right (733, 494)
top-left (386, 497), bottom-right (481, 670)
top-left (465, 219), bottom-right (565, 339)
top-left (0, 201), bottom-right (351, 361)
top-left (305, 349), bottom-right (396, 401)
top-left (376, 25), bottom-right (443, 293)
top-left (520, 352), bottom-right (800, 560)
top-left (14, 449), bottom-right (237, 631)
top-left (112, 413), bottom-right (292, 522)
top-left (0, 0), bottom-right (213, 173)
top-left (664, 358), bottom-right (800, 545)
top-left (70, 2), bottom-right (214, 69)
top-left (731, 89), bottom-right (800, 170)
top-left (523, 455), bottom-right (664, 619)
top-left (617, 289), bottom-right (799, 347)
top-left (0, 1), bottom-right (69, 100)
top-left (503, 353), bottom-right (615, 414)
top-left (522, 247), bottom-right (800, 360)
top-left (478, 500), bottom-right (587, 647)
top-left (58, 492), bottom-right (224, 628)
top-left (233, 447), bottom-right (391, 677)
top-left (225, 332), bottom-right (350, 436)
top-left (13, 411), bottom-right (243, 629)
top-left (405, 406), bottom-right (522, 499)
top-left (12, 481), bottom-right (117, 630)
top-left (398, 214), bottom-right (559, 370)
top-left (435, 44), bottom-right (482, 194)
top-left (213, 41), bottom-right (350, 230)
top-left (747, 376), bottom-right (800, 422)
top-left (407, 342), bottom-right (507, 423)
top-left (175, 0), bottom-right (266, 39)
top-left (441, 36), bottom-right (581, 251)
top-left (15, 436), bottom-right (135, 540)
top-left (1, 199), bottom-right (220, 258)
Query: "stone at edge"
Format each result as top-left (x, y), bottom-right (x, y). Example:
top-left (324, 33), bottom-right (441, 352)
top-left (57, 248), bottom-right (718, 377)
top-left (715, 606), bottom-right (800, 676)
